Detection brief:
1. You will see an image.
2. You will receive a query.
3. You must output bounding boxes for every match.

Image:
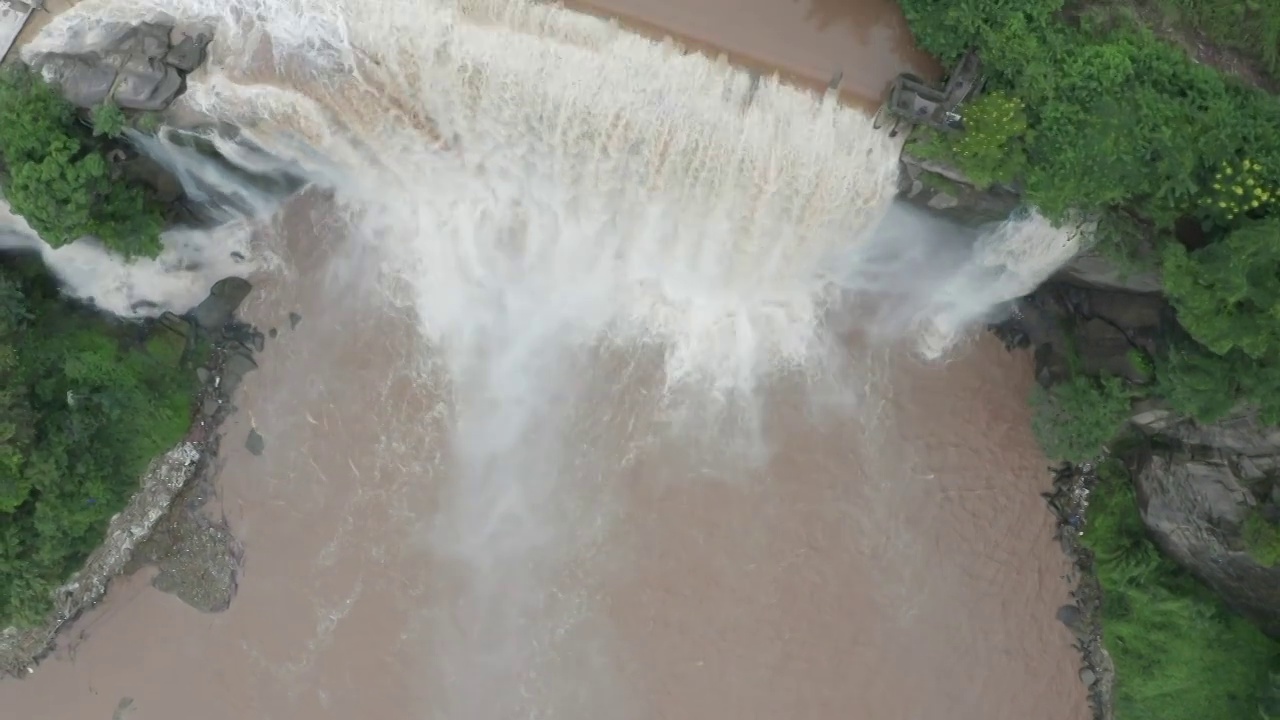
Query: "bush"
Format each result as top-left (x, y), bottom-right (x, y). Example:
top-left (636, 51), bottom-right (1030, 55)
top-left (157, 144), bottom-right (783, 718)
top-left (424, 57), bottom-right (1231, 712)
top-left (1198, 157), bottom-right (1279, 227)
top-left (0, 66), bottom-right (166, 258)
top-left (1162, 219), bottom-right (1280, 360)
top-left (1242, 511), bottom-right (1280, 568)
top-left (910, 91), bottom-right (1028, 189)
top-left (1031, 374), bottom-right (1132, 463)
top-left (90, 101), bottom-right (127, 139)
top-left (1083, 461), bottom-right (1280, 720)
top-left (0, 259), bottom-right (197, 628)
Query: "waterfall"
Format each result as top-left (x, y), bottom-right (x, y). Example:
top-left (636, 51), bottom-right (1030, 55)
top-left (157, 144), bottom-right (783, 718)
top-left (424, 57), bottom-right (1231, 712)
top-left (5, 1), bottom-right (1092, 716)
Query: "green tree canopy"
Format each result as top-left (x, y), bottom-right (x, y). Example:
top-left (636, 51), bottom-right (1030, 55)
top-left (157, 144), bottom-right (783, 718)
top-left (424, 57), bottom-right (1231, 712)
top-left (0, 67), bottom-right (166, 258)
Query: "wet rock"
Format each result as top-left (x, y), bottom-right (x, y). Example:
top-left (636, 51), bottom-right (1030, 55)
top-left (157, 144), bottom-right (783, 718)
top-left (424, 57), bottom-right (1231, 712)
top-left (120, 155), bottom-right (185, 204)
top-left (926, 191), bottom-right (959, 210)
top-left (113, 55), bottom-right (183, 111)
top-left (1056, 604), bottom-right (1086, 636)
top-left (157, 310), bottom-right (191, 338)
top-left (220, 345), bottom-right (258, 396)
top-left (200, 396), bottom-right (220, 418)
top-left (1074, 318), bottom-right (1147, 383)
top-left (269, 327), bottom-right (278, 339)
top-left (289, 312), bottom-right (302, 330)
top-left (191, 277), bottom-right (252, 333)
top-left (245, 428), bottom-right (265, 456)
top-left (1061, 249), bottom-right (1163, 295)
top-left (164, 33), bottom-right (209, 73)
top-left (896, 151), bottom-right (1021, 226)
top-left (251, 330), bottom-right (265, 352)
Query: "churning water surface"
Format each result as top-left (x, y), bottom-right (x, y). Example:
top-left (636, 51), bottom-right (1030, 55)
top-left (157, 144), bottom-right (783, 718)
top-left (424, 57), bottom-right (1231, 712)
top-left (1, 1), bottom-right (1090, 718)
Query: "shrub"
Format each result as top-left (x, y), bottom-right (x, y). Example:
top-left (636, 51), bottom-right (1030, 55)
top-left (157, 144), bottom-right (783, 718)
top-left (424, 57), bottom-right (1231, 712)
top-left (1031, 374), bottom-right (1132, 463)
top-left (910, 91), bottom-right (1028, 189)
top-left (1083, 461), bottom-right (1280, 720)
top-left (1242, 511), bottom-right (1280, 568)
top-left (90, 101), bottom-right (127, 139)
top-left (1199, 157), bottom-right (1279, 227)
top-left (1162, 219), bottom-right (1280, 360)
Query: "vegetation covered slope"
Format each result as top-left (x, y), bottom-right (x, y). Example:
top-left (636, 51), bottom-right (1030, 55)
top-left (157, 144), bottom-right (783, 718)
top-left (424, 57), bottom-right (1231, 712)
top-left (1084, 460), bottom-right (1280, 720)
top-left (0, 257), bottom-right (198, 628)
top-left (0, 66), bottom-right (200, 628)
top-left (893, 0), bottom-right (1280, 717)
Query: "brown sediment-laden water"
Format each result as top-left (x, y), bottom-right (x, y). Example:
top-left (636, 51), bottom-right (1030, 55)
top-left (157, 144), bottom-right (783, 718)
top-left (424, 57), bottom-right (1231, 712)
top-left (0, 1), bottom-right (1090, 718)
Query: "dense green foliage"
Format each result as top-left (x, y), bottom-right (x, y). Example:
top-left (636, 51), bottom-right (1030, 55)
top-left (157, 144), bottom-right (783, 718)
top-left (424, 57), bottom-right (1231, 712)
top-left (0, 258), bottom-right (196, 628)
top-left (899, 0), bottom-right (1280, 224)
top-left (1031, 373), bottom-right (1132, 463)
top-left (1163, 218), bottom-right (1280, 360)
top-left (1083, 461), bottom-right (1280, 720)
top-left (0, 67), bottom-right (165, 257)
top-left (90, 102), bottom-right (127, 139)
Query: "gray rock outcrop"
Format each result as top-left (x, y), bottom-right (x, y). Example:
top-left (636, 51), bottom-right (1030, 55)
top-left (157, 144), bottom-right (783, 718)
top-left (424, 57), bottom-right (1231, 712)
top-left (35, 22), bottom-right (211, 112)
top-left (1128, 438), bottom-right (1280, 637)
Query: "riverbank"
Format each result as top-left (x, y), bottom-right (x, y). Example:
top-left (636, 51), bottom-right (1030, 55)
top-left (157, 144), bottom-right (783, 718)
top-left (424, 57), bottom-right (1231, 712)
top-left (889, 0), bottom-right (1280, 705)
top-left (0, 276), bottom-right (260, 677)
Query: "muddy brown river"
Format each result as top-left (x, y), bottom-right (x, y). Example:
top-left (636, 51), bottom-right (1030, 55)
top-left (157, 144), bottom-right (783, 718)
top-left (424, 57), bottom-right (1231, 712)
top-left (1, 1), bottom-right (1090, 718)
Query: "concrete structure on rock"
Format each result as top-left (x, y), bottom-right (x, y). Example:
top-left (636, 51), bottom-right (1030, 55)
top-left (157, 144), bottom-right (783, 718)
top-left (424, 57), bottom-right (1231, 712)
top-left (0, 0), bottom-right (34, 64)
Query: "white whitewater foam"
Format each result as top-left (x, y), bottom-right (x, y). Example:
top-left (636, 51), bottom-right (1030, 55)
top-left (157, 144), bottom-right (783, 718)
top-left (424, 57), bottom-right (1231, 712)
top-left (0, 196), bottom-right (259, 316)
top-left (913, 210), bottom-right (1092, 359)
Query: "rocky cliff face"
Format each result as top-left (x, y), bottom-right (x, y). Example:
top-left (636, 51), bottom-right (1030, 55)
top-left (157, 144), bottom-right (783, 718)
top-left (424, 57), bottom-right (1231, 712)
top-left (1128, 411), bottom-right (1280, 637)
top-left (1002, 275), bottom-right (1280, 639)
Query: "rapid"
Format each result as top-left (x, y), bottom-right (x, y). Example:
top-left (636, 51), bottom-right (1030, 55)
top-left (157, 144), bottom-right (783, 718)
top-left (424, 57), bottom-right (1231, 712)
top-left (0, 0), bottom-right (1092, 718)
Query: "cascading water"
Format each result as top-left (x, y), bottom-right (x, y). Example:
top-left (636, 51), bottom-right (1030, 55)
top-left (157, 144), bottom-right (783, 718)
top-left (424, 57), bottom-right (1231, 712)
top-left (0, 126), bottom-right (301, 316)
top-left (2, 1), bottom-right (1094, 718)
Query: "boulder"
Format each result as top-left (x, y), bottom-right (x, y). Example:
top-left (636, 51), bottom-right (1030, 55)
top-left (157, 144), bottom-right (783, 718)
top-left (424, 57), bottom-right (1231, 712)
top-left (190, 276), bottom-right (252, 332)
top-left (164, 34), bottom-right (208, 73)
top-left (112, 54), bottom-right (183, 111)
top-left (34, 21), bottom-right (209, 112)
top-left (1059, 249), bottom-right (1163, 295)
top-left (1132, 445), bottom-right (1280, 637)
top-left (42, 55), bottom-right (118, 108)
